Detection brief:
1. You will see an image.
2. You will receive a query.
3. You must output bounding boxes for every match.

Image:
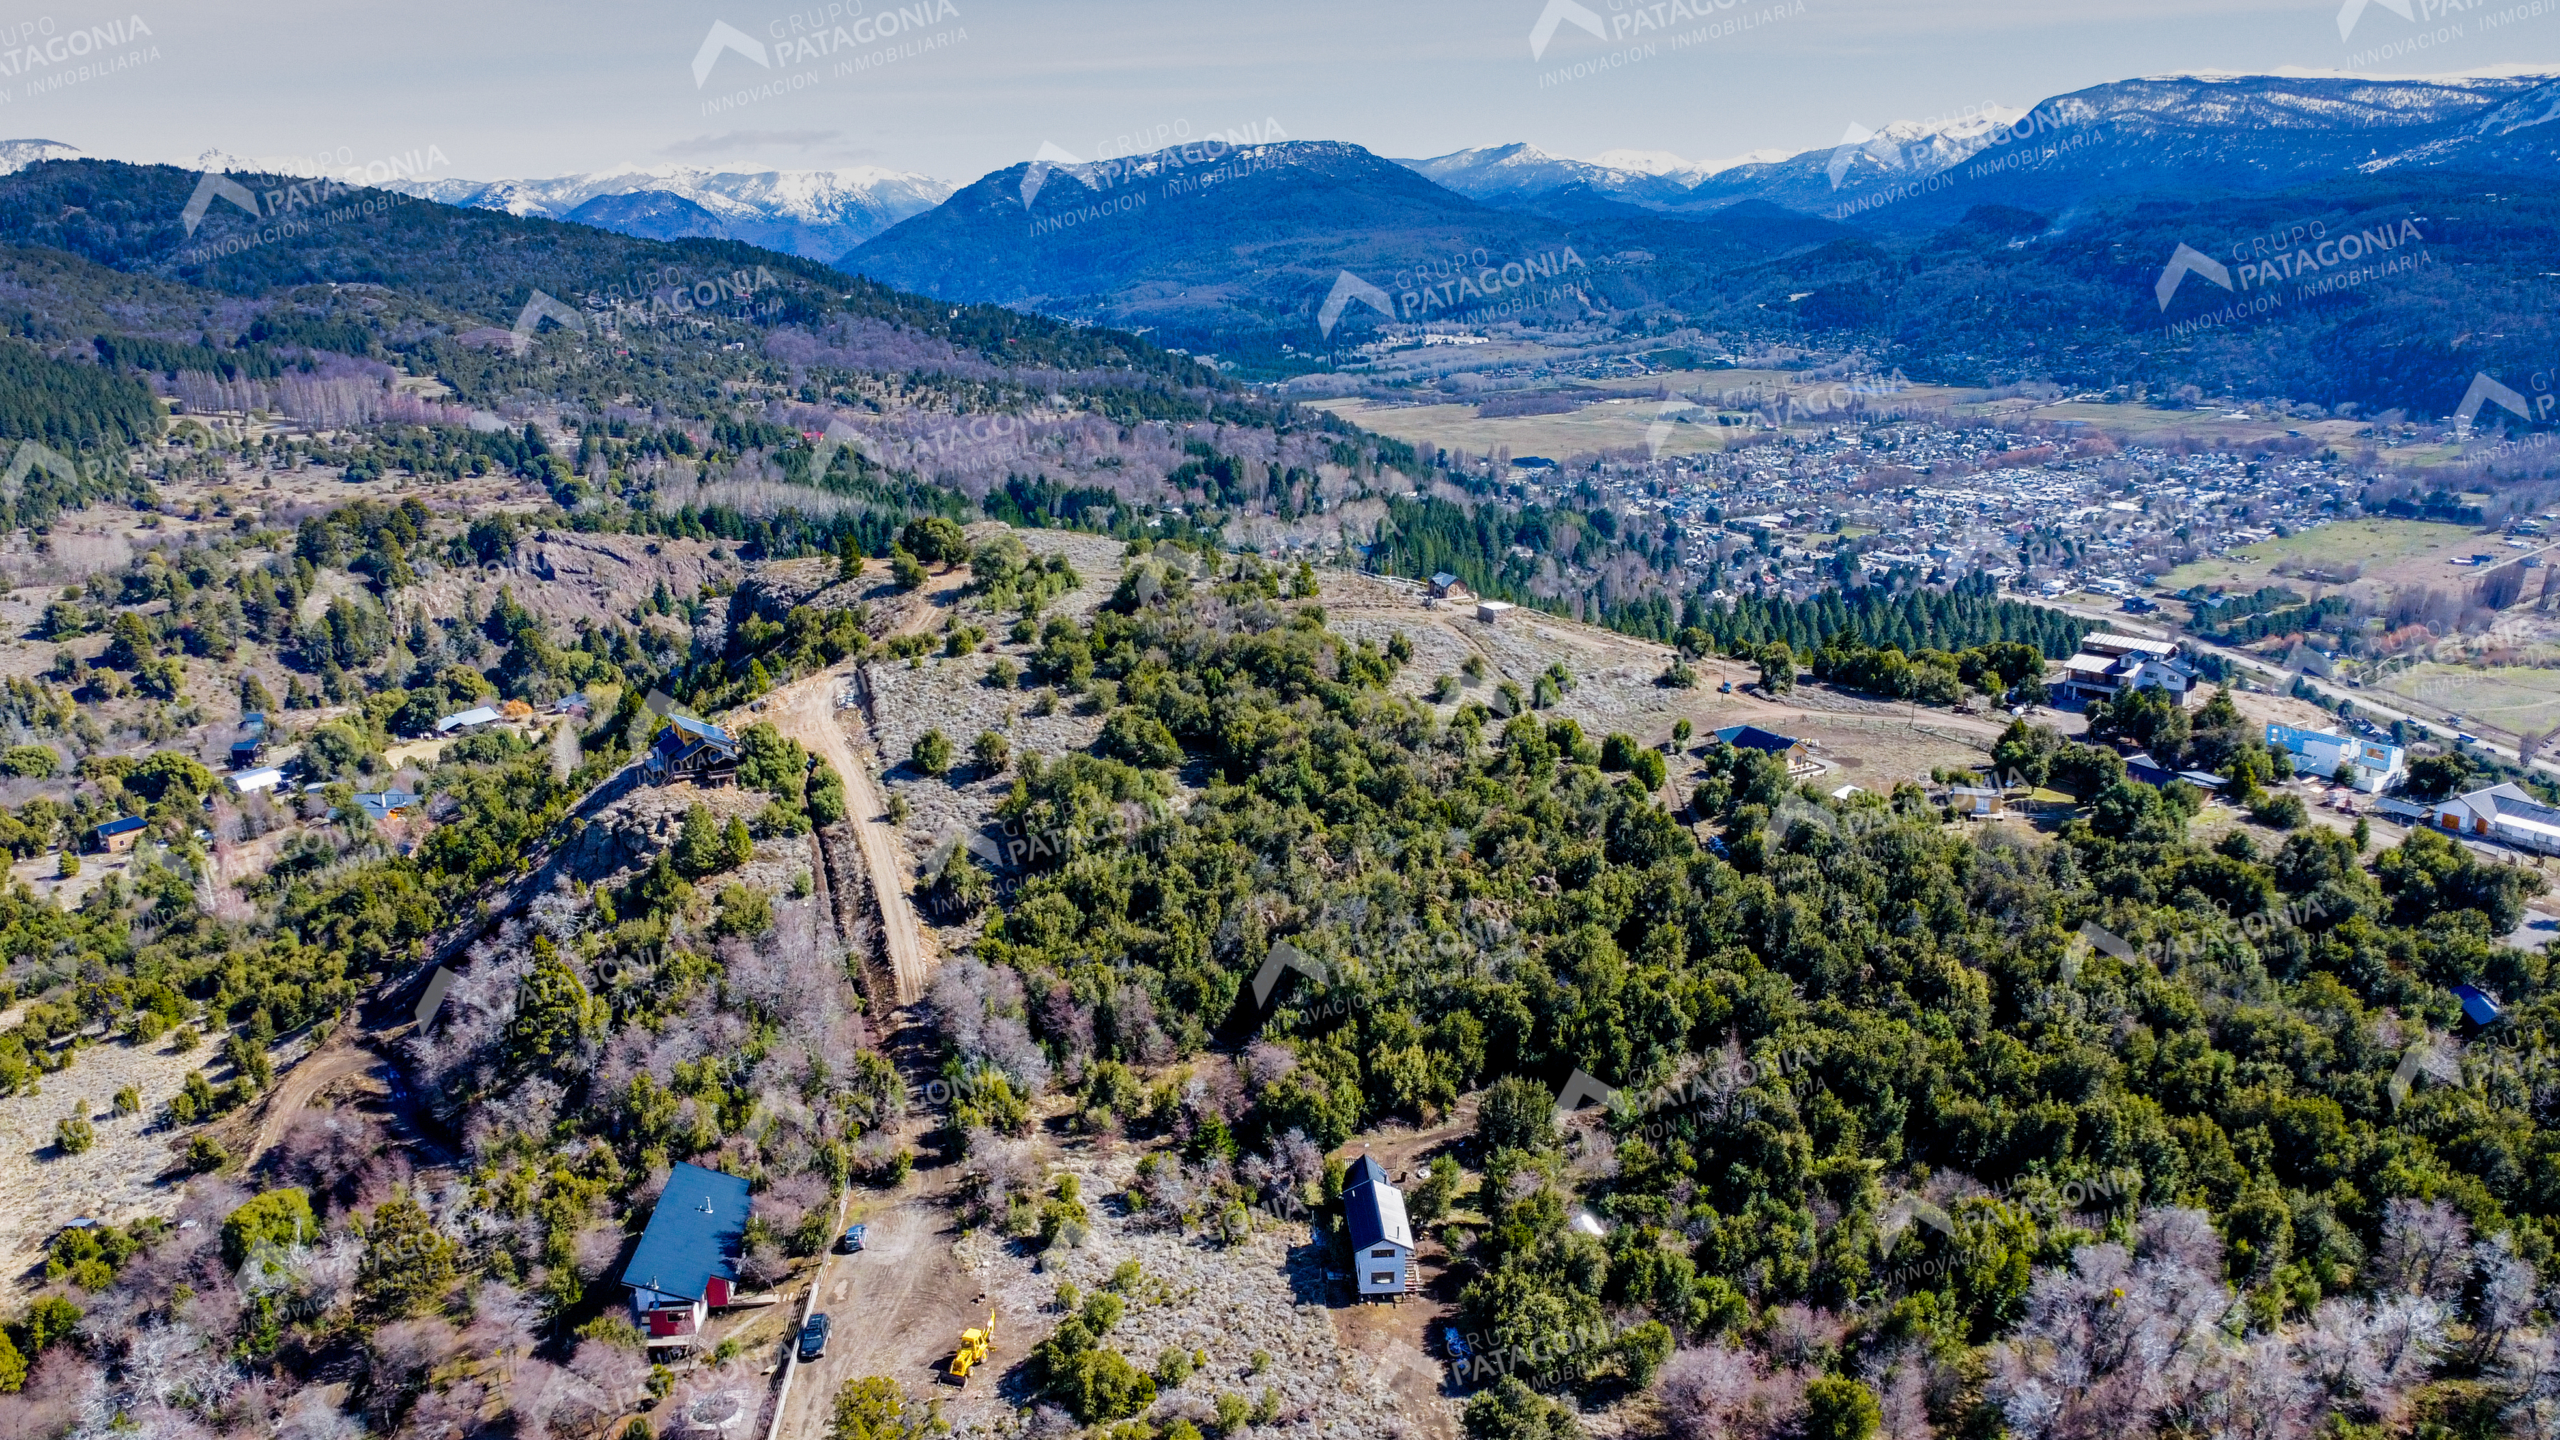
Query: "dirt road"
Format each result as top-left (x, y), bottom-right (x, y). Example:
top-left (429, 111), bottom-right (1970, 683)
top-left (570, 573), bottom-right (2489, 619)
top-left (767, 670), bottom-right (936, 1005)
top-left (770, 1168), bottom-right (995, 1439)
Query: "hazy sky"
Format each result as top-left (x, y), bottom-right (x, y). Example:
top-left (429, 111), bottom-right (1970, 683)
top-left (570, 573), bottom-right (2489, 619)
top-left (9, 0), bottom-right (2560, 183)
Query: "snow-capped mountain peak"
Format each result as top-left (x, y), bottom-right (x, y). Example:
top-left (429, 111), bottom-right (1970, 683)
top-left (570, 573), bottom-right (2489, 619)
top-left (0, 139), bottom-right (81, 176)
top-left (387, 163), bottom-right (954, 263)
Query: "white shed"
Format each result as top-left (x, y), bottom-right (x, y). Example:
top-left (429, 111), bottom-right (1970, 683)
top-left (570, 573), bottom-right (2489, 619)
top-left (1476, 600), bottom-right (1516, 623)
top-left (1343, 1155), bottom-right (1413, 1298)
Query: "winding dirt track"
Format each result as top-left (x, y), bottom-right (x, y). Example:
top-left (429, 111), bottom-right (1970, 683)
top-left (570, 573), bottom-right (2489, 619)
top-left (766, 669), bottom-right (935, 1005)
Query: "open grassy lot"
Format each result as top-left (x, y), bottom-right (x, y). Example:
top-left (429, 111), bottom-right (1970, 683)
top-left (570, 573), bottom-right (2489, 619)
top-left (2155, 518), bottom-right (2485, 594)
top-left (2381, 662), bottom-right (2560, 735)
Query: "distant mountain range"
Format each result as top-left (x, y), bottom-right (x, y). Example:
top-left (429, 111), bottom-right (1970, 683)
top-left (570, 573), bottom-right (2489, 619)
top-left (840, 140), bottom-right (1606, 363)
top-left (1411, 72), bottom-right (2560, 227)
top-left (383, 164), bottom-right (953, 262)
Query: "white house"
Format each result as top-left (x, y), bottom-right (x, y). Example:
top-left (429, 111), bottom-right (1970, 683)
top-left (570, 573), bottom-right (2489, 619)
top-left (2431, 783), bottom-right (2560, 856)
top-left (2055, 632), bottom-right (2195, 704)
top-left (2265, 724), bottom-right (2406, 793)
top-left (1343, 1155), bottom-right (1413, 1299)
top-left (433, 705), bottom-right (503, 736)
top-left (229, 766), bottom-right (285, 796)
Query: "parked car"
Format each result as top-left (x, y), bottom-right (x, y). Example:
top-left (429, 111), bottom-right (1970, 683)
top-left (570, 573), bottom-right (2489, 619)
top-left (798, 1313), bottom-right (832, 1363)
top-left (839, 1224), bottom-right (868, 1253)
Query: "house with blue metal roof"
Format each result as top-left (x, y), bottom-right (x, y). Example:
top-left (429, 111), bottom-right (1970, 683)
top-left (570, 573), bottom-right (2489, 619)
top-left (353, 791), bottom-right (422, 826)
top-left (1343, 1154), bottom-right (1413, 1299)
top-left (644, 714), bottom-right (741, 788)
top-left (1713, 725), bottom-right (1820, 778)
top-left (622, 1162), bottom-right (751, 1345)
top-left (90, 815), bottom-right (145, 854)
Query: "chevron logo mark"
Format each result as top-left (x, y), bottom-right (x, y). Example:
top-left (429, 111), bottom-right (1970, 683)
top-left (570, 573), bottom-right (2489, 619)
top-left (927, 825), bottom-right (1008, 873)
top-left (806, 419), bottom-right (868, 482)
top-left (1552, 1067), bottom-right (1619, 1124)
top-left (1877, 1195), bottom-right (1958, 1250)
top-left (1252, 940), bottom-right (1329, 1008)
top-left (1021, 141), bottom-right (1088, 208)
top-left (2, 440), bottom-right (79, 498)
top-left (2455, 372), bottom-right (2533, 440)
top-left (414, 967), bottom-right (460, 1028)
top-left (1317, 271), bottom-right (1395, 339)
top-left (2155, 243), bottom-right (2234, 311)
top-left (692, 20), bottom-right (771, 87)
top-left (2388, 1033), bottom-right (2461, 1110)
top-left (2337, 0), bottom-right (2415, 40)
top-left (2078, 921), bottom-right (2137, 962)
top-left (181, 171), bottom-right (261, 236)
top-left (1825, 123), bottom-right (1876, 190)
top-left (1529, 0), bottom-right (1609, 58)
top-left (1645, 400), bottom-right (1699, 458)
top-left (509, 290), bottom-right (587, 355)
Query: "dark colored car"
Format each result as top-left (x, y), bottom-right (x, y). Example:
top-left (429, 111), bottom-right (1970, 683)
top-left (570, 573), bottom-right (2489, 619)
top-left (840, 1224), bottom-right (867, 1253)
top-left (798, 1313), bottom-right (831, 1363)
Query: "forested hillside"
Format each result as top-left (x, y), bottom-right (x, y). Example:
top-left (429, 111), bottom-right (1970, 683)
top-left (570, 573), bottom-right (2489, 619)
top-left (920, 555), bottom-right (2560, 1439)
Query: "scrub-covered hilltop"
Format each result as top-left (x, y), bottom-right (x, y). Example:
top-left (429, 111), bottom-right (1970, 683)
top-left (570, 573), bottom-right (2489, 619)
top-left (910, 537), bottom-right (2556, 1439)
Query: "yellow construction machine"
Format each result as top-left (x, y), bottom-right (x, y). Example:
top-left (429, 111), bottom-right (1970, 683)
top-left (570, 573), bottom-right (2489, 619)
top-left (948, 1309), bottom-right (996, 1383)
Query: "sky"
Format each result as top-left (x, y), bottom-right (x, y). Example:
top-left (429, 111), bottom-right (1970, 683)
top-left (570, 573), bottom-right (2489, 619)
top-left (6, 0), bottom-right (2559, 184)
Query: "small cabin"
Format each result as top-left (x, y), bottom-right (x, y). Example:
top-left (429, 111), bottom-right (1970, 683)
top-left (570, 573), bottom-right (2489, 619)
top-left (622, 1162), bottom-right (751, 1350)
top-left (1428, 572), bottom-right (1473, 603)
top-left (434, 705), bottom-right (503, 736)
top-left (645, 715), bottom-right (741, 788)
top-left (1950, 785), bottom-right (2005, 819)
top-left (1343, 1155), bottom-right (1414, 1299)
top-left (354, 791), bottom-right (422, 826)
top-left (230, 713), bottom-right (268, 769)
top-left (1714, 725), bottom-right (1821, 779)
top-left (90, 816), bottom-right (145, 854)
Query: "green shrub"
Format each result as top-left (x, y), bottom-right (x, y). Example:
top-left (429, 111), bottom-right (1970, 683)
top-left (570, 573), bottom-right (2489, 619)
top-left (222, 1188), bottom-right (316, 1267)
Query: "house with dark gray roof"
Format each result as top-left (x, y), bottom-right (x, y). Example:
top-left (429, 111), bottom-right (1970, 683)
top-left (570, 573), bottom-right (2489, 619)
top-left (644, 715), bottom-right (741, 788)
top-left (1343, 1154), bottom-right (1413, 1299)
top-left (622, 1162), bottom-right (751, 1347)
top-left (1714, 724), bottom-right (1821, 778)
